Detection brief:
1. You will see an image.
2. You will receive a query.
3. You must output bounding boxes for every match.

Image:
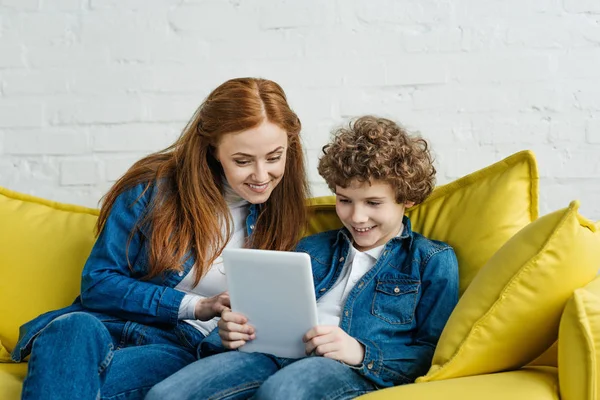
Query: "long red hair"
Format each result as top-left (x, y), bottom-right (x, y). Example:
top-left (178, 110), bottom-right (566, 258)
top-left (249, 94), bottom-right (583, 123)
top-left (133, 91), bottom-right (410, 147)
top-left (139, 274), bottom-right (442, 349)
top-left (97, 78), bottom-right (309, 285)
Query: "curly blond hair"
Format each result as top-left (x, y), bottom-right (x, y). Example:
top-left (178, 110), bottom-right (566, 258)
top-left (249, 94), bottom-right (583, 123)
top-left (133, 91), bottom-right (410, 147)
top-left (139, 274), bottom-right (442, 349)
top-left (318, 116), bottom-right (436, 205)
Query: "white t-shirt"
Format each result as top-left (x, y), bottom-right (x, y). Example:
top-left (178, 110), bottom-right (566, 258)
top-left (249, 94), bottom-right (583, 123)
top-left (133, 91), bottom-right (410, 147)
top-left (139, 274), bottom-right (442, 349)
top-left (175, 182), bottom-right (249, 336)
top-left (317, 227), bottom-right (403, 327)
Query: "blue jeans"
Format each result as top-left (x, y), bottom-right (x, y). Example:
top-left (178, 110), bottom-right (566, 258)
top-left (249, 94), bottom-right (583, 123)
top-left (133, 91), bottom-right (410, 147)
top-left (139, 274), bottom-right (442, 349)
top-left (145, 351), bottom-right (377, 400)
top-left (21, 312), bottom-right (204, 400)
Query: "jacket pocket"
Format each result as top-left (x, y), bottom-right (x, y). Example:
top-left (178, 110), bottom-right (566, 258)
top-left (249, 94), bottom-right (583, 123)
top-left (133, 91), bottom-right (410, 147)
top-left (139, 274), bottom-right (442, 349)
top-left (371, 279), bottom-right (420, 325)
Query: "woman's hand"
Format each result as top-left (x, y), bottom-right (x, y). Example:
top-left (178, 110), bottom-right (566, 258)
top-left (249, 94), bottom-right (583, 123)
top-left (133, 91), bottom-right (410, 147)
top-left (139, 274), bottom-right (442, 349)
top-left (217, 309), bottom-right (256, 349)
top-left (303, 326), bottom-right (365, 366)
top-left (194, 292), bottom-right (231, 321)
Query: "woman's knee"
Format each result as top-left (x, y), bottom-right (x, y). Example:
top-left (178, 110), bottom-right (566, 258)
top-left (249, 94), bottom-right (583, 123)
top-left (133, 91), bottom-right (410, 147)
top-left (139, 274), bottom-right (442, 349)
top-left (35, 312), bottom-right (108, 349)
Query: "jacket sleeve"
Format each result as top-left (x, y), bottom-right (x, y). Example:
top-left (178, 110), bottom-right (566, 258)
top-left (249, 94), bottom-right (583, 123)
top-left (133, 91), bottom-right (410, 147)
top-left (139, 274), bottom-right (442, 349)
top-left (80, 183), bottom-right (185, 325)
top-left (353, 247), bottom-right (459, 387)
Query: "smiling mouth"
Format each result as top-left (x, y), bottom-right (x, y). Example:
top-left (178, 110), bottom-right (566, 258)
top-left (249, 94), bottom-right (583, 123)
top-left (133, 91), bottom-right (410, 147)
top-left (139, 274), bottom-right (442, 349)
top-left (353, 225), bottom-right (376, 233)
top-left (246, 182), bottom-right (270, 192)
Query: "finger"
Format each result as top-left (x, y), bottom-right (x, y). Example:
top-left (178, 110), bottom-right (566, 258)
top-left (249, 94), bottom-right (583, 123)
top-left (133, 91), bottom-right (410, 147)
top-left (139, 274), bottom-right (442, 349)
top-left (322, 350), bottom-right (342, 361)
top-left (314, 342), bottom-right (338, 357)
top-left (221, 310), bottom-right (248, 324)
top-left (223, 340), bottom-right (247, 350)
top-left (304, 333), bottom-right (332, 355)
top-left (219, 330), bottom-right (255, 342)
top-left (220, 321), bottom-right (255, 335)
top-left (303, 325), bottom-right (332, 342)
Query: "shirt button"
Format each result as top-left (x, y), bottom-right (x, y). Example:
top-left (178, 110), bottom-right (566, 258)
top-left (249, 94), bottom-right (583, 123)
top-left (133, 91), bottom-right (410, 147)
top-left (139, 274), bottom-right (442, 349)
top-left (319, 288), bottom-right (327, 292)
top-left (339, 256), bottom-right (345, 262)
top-left (344, 310), bottom-right (349, 317)
top-left (393, 287), bottom-right (400, 293)
top-left (367, 362), bottom-right (374, 370)
top-left (383, 250), bottom-right (389, 256)
top-left (358, 282), bottom-right (364, 288)
top-left (250, 225), bottom-right (255, 230)
top-left (178, 271), bottom-right (184, 277)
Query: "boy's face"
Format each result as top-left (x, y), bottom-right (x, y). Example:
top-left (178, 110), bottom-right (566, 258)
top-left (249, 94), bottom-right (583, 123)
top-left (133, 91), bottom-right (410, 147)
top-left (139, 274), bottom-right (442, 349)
top-left (335, 180), bottom-right (414, 252)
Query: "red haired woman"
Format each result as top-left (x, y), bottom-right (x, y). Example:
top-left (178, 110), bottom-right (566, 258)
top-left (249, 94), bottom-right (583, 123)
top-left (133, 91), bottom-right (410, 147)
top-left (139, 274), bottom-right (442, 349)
top-left (13, 78), bottom-right (309, 400)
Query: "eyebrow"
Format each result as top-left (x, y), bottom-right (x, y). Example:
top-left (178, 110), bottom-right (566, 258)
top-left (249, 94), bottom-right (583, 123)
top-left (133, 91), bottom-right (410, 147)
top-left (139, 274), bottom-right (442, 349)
top-left (231, 146), bottom-right (285, 157)
top-left (335, 192), bottom-right (386, 201)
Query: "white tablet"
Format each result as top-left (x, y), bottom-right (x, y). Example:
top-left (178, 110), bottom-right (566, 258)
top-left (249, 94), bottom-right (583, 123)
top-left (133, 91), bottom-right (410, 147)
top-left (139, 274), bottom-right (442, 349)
top-left (223, 248), bottom-right (319, 359)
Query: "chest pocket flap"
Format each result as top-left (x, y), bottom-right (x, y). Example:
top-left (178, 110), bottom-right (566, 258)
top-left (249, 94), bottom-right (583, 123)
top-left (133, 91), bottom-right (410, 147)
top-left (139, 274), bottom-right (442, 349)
top-left (372, 279), bottom-right (420, 325)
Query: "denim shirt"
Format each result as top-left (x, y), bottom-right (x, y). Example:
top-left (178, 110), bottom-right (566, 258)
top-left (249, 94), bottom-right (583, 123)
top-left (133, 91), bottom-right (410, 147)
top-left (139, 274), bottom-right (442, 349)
top-left (11, 182), bottom-right (260, 362)
top-left (297, 217), bottom-right (459, 388)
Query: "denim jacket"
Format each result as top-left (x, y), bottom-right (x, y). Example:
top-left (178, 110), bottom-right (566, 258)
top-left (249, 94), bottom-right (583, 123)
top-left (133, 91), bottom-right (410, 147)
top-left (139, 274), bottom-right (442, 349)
top-left (201, 217), bottom-right (459, 388)
top-left (11, 182), bottom-right (260, 362)
top-left (298, 217), bottom-right (459, 388)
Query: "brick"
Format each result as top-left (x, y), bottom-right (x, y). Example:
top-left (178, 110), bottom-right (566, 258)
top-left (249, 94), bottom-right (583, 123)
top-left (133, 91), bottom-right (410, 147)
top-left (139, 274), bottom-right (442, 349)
top-left (574, 89), bottom-right (600, 111)
top-left (470, 114), bottom-right (551, 145)
top-left (169, 3), bottom-right (256, 38)
top-left (303, 29), bottom-right (404, 59)
top-left (558, 50), bottom-right (600, 79)
top-left (0, 45), bottom-right (24, 68)
top-left (259, 0), bottom-right (336, 30)
top-left (586, 119), bottom-right (600, 143)
top-left (0, 0), bottom-right (39, 11)
top-left (102, 156), bottom-right (141, 182)
top-left (355, 0), bottom-right (452, 25)
top-left (549, 118), bottom-right (586, 143)
top-left (438, 144), bottom-right (499, 180)
top-left (3, 70), bottom-right (70, 95)
top-left (452, 54), bottom-right (553, 83)
top-left (110, 36), bottom-right (210, 65)
top-left (404, 27), bottom-right (463, 53)
top-left (564, 0), bottom-right (600, 14)
top-left (48, 96), bottom-right (143, 125)
top-left (60, 158), bottom-right (97, 185)
top-left (40, 0), bottom-right (83, 11)
top-left (386, 57), bottom-right (449, 85)
top-left (142, 95), bottom-right (199, 123)
top-left (91, 123), bottom-right (177, 152)
top-left (26, 44), bottom-right (110, 69)
top-left (4, 129), bottom-right (88, 155)
top-left (0, 101), bottom-right (43, 128)
top-left (338, 87), bottom-right (414, 118)
top-left (68, 67), bottom-right (144, 95)
top-left (13, 14), bottom-right (79, 46)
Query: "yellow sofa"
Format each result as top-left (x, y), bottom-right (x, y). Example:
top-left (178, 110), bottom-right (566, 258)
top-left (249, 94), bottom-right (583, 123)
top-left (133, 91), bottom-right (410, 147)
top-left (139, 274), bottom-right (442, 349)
top-left (2, 150), bottom-right (599, 399)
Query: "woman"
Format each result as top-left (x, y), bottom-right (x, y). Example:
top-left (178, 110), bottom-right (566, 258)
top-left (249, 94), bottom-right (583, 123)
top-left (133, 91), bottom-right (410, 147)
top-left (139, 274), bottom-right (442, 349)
top-left (13, 77), bottom-right (309, 400)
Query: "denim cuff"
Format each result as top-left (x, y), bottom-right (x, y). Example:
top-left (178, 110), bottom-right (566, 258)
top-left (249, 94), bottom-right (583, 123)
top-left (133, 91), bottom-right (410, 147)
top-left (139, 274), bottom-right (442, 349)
top-left (158, 288), bottom-right (187, 325)
top-left (354, 337), bottom-right (383, 380)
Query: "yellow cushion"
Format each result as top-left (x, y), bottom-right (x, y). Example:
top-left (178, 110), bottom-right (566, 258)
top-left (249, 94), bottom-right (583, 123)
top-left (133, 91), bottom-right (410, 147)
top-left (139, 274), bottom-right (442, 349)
top-left (306, 150), bottom-right (539, 295)
top-left (0, 186), bottom-right (99, 361)
top-left (559, 275), bottom-right (600, 400)
top-left (357, 367), bottom-right (558, 400)
top-left (0, 363), bottom-right (28, 400)
top-left (419, 201), bottom-right (600, 382)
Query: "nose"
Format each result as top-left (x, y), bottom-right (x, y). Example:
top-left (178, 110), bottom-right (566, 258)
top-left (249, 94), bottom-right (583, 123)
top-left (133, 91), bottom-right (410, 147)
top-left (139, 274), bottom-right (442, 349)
top-left (252, 161), bottom-right (269, 182)
top-left (350, 205), bottom-right (368, 224)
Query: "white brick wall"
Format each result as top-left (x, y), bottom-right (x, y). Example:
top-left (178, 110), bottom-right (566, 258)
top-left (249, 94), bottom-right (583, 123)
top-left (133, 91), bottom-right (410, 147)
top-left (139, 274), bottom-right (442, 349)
top-left (0, 0), bottom-right (599, 219)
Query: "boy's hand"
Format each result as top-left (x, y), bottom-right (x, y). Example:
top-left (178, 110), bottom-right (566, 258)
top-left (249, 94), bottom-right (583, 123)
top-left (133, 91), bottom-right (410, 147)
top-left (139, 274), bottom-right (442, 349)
top-left (217, 309), bottom-right (256, 350)
top-left (303, 326), bottom-right (365, 366)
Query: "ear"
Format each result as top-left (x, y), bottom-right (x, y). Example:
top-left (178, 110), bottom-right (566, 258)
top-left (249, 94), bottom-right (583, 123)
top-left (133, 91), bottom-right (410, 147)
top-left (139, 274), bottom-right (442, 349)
top-left (404, 201), bottom-right (415, 208)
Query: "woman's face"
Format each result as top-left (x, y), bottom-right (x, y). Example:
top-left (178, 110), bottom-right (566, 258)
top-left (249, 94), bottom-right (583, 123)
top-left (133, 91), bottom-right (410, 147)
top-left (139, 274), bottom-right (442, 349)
top-left (215, 120), bottom-right (288, 204)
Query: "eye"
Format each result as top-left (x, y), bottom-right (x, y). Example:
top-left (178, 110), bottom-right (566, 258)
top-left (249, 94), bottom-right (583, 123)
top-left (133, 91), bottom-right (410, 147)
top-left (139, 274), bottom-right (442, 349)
top-left (338, 198), bottom-right (351, 204)
top-left (367, 201), bottom-right (381, 207)
top-left (267, 155), bottom-right (282, 163)
top-left (234, 160), bottom-right (250, 166)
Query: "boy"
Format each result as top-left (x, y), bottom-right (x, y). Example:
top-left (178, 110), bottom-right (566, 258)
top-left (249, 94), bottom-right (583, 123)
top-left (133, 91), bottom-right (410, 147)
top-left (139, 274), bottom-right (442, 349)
top-left (146, 116), bottom-right (459, 400)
